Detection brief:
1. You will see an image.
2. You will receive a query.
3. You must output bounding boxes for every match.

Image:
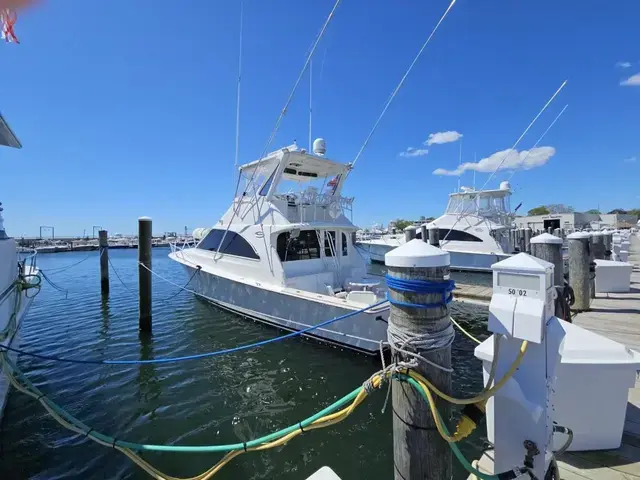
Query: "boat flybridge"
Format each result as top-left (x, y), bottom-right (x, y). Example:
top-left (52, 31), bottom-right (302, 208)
top-left (170, 140), bottom-right (390, 354)
top-left (357, 182), bottom-right (516, 272)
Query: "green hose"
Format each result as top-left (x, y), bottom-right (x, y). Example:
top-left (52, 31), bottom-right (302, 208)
top-left (398, 375), bottom-right (500, 480)
top-left (5, 354), bottom-right (361, 453)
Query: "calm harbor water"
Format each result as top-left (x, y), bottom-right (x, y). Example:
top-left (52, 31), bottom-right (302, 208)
top-left (0, 249), bottom-right (491, 480)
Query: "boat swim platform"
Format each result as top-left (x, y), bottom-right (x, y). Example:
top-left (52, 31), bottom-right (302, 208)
top-left (469, 235), bottom-right (640, 480)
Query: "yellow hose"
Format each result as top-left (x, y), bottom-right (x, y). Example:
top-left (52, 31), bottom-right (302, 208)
top-left (4, 354), bottom-right (382, 480)
top-left (450, 316), bottom-right (482, 345)
top-left (406, 339), bottom-right (528, 405)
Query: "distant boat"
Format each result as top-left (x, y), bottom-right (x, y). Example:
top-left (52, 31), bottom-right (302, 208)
top-left (358, 182), bottom-right (515, 272)
top-left (170, 141), bottom-right (389, 354)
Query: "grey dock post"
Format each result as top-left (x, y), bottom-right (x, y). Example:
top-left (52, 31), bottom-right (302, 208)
top-left (591, 232), bottom-right (605, 260)
top-left (138, 216), bottom-right (152, 332)
top-left (531, 233), bottom-right (563, 286)
top-left (385, 240), bottom-right (452, 480)
top-left (603, 231), bottom-right (613, 260)
top-left (98, 230), bottom-right (109, 295)
top-left (420, 225), bottom-right (428, 243)
top-left (567, 232), bottom-right (591, 311)
top-left (588, 233), bottom-right (596, 299)
top-left (518, 228), bottom-right (526, 253)
top-left (553, 228), bottom-right (561, 238)
top-left (531, 233), bottom-right (565, 317)
top-left (428, 225), bottom-right (440, 247)
top-left (524, 227), bottom-right (532, 254)
top-left (404, 226), bottom-right (416, 243)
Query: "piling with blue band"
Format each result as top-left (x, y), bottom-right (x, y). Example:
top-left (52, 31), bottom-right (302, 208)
top-left (385, 274), bottom-right (455, 309)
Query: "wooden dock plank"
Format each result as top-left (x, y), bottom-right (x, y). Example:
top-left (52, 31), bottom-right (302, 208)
top-left (454, 283), bottom-right (492, 305)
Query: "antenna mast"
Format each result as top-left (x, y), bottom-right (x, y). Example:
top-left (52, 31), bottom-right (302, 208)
top-left (309, 59), bottom-right (313, 151)
top-left (457, 138), bottom-right (462, 192)
top-left (233, 0), bottom-right (244, 171)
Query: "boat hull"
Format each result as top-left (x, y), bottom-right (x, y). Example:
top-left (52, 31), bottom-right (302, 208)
top-left (181, 264), bottom-right (389, 355)
top-left (359, 242), bottom-right (509, 272)
top-left (0, 274), bottom-right (37, 421)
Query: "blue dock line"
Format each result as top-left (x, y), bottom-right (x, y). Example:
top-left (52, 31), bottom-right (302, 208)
top-left (385, 274), bottom-right (455, 309)
top-left (0, 300), bottom-right (386, 365)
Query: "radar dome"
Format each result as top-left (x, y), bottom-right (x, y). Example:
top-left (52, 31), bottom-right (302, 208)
top-left (500, 181), bottom-right (511, 191)
top-left (313, 138), bottom-right (326, 156)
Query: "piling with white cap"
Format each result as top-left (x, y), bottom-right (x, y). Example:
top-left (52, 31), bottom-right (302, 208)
top-left (531, 233), bottom-right (564, 287)
top-left (404, 226), bottom-right (416, 243)
top-left (568, 232), bottom-right (591, 311)
top-left (385, 240), bottom-right (452, 480)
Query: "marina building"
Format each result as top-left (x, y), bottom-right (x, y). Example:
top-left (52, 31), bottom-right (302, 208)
top-left (515, 212), bottom-right (638, 231)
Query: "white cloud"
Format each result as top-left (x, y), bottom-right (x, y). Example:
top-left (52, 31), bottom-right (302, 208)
top-left (624, 156), bottom-right (637, 163)
top-left (432, 146), bottom-right (556, 176)
top-left (425, 131), bottom-right (463, 146)
top-left (399, 147), bottom-right (429, 157)
top-left (616, 61), bottom-right (632, 68)
top-left (621, 73), bottom-right (640, 86)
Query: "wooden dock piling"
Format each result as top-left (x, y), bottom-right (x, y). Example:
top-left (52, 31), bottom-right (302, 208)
top-left (98, 230), bottom-right (109, 295)
top-left (405, 227), bottom-right (416, 242)
top-left (592, 232), bottom-right (605, 260)
top-left (531, 233), bottom-right (564, 287)
top-left (138, 216), bottom-right (152, 332)
top-left (385, 241), bottom-right (452, 480)
top-left (568, 232), bottom-right (591, 311)
top-left (518, 228), bottom-right (525, 253)
top-left (428, 226), bottom-right (440, 247)
top-left (524, 227), bottom-right (532, 254)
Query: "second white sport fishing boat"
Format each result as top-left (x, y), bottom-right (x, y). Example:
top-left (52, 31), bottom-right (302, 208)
top-left (170, 140), bottom-right (390, 354)
top-left (358, 182), bottom-right (516, 272)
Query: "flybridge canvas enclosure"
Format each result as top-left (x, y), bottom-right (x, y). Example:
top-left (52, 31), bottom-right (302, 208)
top-left (0, 112), bottom-right (21, 149)
top-left (445, 188), bottom-right (512, 218)
top-left (238, 145), bottom-right (353, 205)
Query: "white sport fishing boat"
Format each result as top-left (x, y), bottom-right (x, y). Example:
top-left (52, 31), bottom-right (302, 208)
top-left (0, 111), bottom-right (40, 419)
top-left (358, 181), bottom-right (515, 272)
top-left (170, 140), bottom-right (390, 354)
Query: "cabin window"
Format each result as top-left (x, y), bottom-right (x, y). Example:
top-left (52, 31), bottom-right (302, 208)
top-left (324, 231), bottom-right (336, 257)
top-left (277, 230), bottom-right (321, 261)
top-left (341, 232), bottom-right (348, 256)
top-left (438, 228), bottom-right (482, 242)
top-left (198, 229), bottom-right (260, 259)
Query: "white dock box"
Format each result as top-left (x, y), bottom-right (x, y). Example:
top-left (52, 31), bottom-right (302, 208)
top-left (476, 320), bottom-right (640, 451)
top-left (594, 259), bottom-right (632, 293)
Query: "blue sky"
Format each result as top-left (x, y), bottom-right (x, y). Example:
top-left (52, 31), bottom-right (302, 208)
top-left (1, 0), bottom-right (638, 236)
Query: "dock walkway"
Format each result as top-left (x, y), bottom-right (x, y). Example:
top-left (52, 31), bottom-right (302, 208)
top-left (471, 235), bottom-right (640, 479)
